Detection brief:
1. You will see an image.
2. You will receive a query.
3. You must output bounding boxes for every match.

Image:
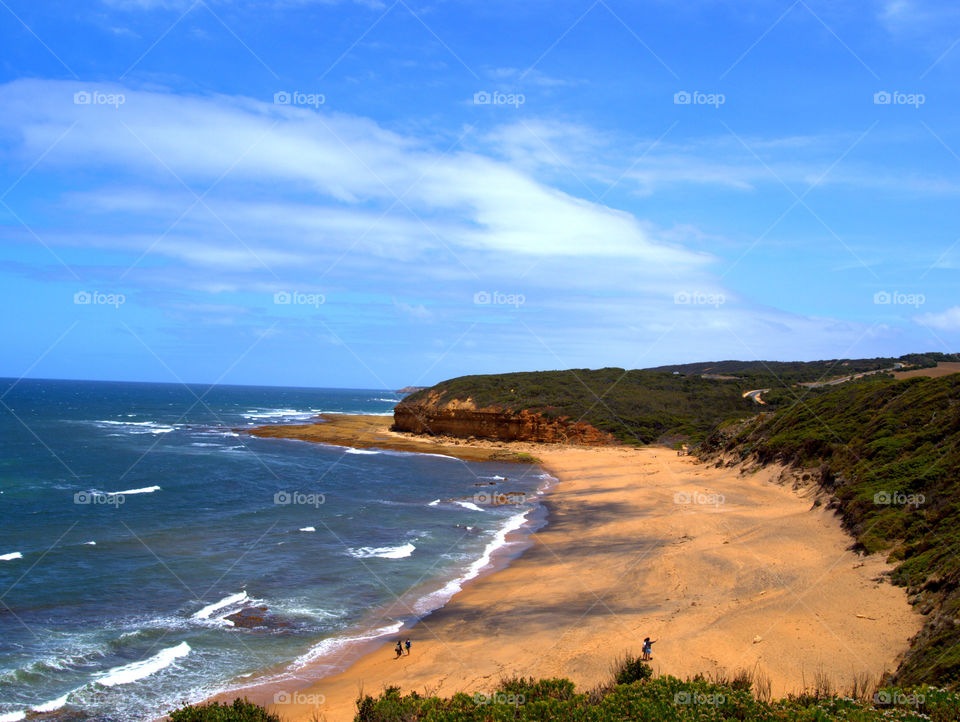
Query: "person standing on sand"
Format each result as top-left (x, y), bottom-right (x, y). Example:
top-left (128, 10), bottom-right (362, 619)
top-left (404, 638), bottom-right (411, 656)
top-left (394, 641), bottom-right (403, 659)
top-left (642, 637), bottom-right (656, 660)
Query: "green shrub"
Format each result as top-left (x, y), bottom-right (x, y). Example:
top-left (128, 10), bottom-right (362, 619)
top-left (168, 698), bottom-right (280, 722)
top-left (612, 655), bottom-right (653, 685)
top-left (354, 668), bottom-right (960, 721)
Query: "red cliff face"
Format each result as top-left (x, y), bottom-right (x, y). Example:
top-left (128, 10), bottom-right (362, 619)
top-left (393, 396), bottom-right (615, 445)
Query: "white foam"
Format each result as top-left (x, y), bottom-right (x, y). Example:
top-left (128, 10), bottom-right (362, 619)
top-left (427, 499), bottom-right (440, 506)
top-left (0, 711), bottom-right (26, 721)
top-left (95, 641), bottom-right (190, 687)
top-left (344, 447), bottom-right (380, 455)
top-left (482, 475), bottom-right (506, 480)
top-left (299, 526), bottom-right (316, 532)
top-left (242, 409), bottom-right (322, 421)
top-left (369, 397), bottom-right (401, 403)
top-left (108, 486), bottom-right (160, 496)
top-left (413, 510), bottom-right (531, 615)
top-left (348, 543), bottom-right (415, 559)
top-left (291, 621), bottom-right (403, 669)
top-left (33, 693), bottom-right (69, 713)
top-left (368, 448), bottom-right (459, 461)
top-left (190, 442), bottom-right (221, 447)
top-left (193, 591), bottom-right (249, 620)
top-left (84, 541), bottom-right (96, 546)
top-left (0, 552), bottom-right (22, 561)
top-left (455, 501), bottom-right (484, 512)
top-left (93, 420), bottom-right (176, 434)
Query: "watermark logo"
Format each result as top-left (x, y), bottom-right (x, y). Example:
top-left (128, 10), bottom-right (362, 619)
top-left (874, 491), bottom-right (925, 508)
top-left (473, 90), bottom-right (525, 108)
top-left (74, 491), bottom-right (125, 507)
top-left (674, 291), bottom-right (725, 308)
top-left (674, 691), bottom-right (726, 706)
top-left (473, 692), bottom-right (525, 706)
top-left (274, 91), bottom-right (325, 108)
top-left (273, 691), bottom-right (325, 706)
top-left (274, 291), bottom-right (325, 307)
top-left (74, 291), bottom-right (125, 308)
top-left (873, 91), bottom-right (925, 108)
top-left (674, 490), bottom-right (725, 508)
top-left (674, 90), bottom-right (725, 107)
top-left (473, 291), bottom-right (525, 307)
top-left (474, 491), bottom-right (529, 505)
top-left (74, 90), bottom-right (125, 108)
top-left (274, 491), bottom-right (325, 508)
top-left (873, 690), bottom-right (925, 707)
top-left (873, 290), bottom-right (925, 308)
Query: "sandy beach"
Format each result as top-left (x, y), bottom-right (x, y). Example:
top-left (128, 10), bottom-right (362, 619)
top-left (243, 418), bottom-right (921, 721)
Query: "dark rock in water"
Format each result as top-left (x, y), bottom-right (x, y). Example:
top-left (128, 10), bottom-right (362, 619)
top-left (225, 606), bottom-right (293, 630)
top-left (474, 481), bottom-right (497, 486)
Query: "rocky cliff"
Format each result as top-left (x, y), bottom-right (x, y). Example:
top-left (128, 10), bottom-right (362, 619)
top-left (393, 393), bottom-right (616, 445)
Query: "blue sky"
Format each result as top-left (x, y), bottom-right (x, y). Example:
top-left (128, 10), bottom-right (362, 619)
top-left (1, 0), bottom-right (959, 389)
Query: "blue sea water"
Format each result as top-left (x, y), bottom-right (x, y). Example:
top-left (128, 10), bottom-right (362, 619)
top-left (0, 379), bottom-right (550, 721)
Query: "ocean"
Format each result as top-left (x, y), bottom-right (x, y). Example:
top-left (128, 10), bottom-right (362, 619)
top-left (0, 379), bottom-right (550, 721)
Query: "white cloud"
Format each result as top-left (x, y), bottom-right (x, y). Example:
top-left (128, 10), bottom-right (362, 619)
top-left (477, 119), bottom-right (960, 199)
top-left (393, 297), bottom-right (432, 320)
top-left (0, 80), bottom-right (711, 269)
top-left (0, 78), bottom-right (897, 369)
top-left (916, 306), bottom-right (960, 331)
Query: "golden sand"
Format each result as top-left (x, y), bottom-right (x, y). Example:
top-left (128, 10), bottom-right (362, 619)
top-left (233, 418), bottom-right (920, 721)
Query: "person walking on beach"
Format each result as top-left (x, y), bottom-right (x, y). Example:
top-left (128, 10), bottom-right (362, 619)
top-left (404, 638), bottom-right (412, 656)
top-left (642, 637), bottom-right (656, 661)
top-left (394, 640), bottom-right (403, 659)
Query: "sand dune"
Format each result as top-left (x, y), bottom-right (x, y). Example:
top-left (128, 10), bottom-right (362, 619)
top-left (267, 443), bottom-right (920, 721)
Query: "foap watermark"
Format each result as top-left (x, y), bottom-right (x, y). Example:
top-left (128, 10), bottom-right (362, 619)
top-left (273, 691), bottom-right (326, 707)
top-left (473, 691), bottom-right (526, 706)
top-left (74, 291), bottom-right (125, 308)
top-left (674, 691), bottom-right (726, 706)
top-left (473, 90), bottom-right (525, 108)
top-left (474, 291), bottom-right (525, 307)
top-left (873, 690), bottom-right (925, 707)
top-left (873, 290), bottom-right (925, 308)
top-left (674, 291), bottom-right (725, 308)
top-left (274, 491), bottom-right (325, 508)
top-left (74, 90), bottom-right (125, 108)
top-left (873, 91), bottom-right (925, 108)
top-left (674, 490), bottom-right (725, 508)
top-left (274, 291), bottom-right (325, 307)
top-left (874, 491), bottom-right (925, 508)
top-left (74, 491), bottom-right (125, 507)
top-left (474, 491), bottom-right (529, 505)
top-left (674, 90), bottom-right (725, 107)
top-left (274, 91), bottom-right (325, 108)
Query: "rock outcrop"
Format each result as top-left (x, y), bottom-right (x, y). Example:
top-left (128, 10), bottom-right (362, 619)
top-left (393, 393), bottom-right (615, 445)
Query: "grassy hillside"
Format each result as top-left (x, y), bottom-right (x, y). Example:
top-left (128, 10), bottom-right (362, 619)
top-left (700, 373), bottom-right (960, 685)
top-left (401, 367), bottom-right (758, 444)
top-left (648, 352), bottom-right (959, 384)
top-left (401, 354), bottom-right (958, 445)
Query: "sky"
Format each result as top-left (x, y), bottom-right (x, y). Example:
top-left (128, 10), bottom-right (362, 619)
top-left (1, 0), bottom-right (959, 389)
